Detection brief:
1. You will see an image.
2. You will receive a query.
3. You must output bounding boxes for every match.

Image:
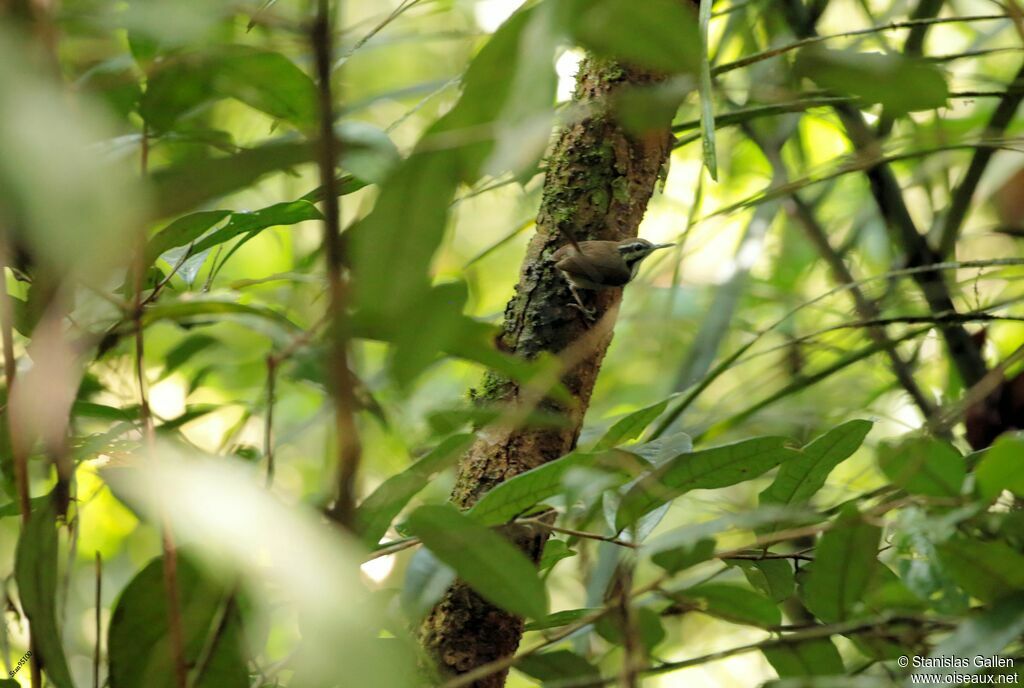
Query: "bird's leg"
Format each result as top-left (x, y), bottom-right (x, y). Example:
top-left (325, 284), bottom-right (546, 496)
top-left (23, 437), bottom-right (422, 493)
top-left (567, 283), bottom-right (596, 323)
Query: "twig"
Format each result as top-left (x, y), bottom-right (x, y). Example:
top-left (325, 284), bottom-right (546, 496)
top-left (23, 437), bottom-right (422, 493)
top-left (93, 552), bottom-right (101, 688)
top-left (312, 0), bottom-right (363, 530)
top-left (138, 123), bottom-right (187, 688)
top-left (264, 357), bottom-right (277, 488)
top-left (712, 14), bottom-right (1008, 77)
top-left (778, 0), bottom-right (988, 391)
top-left (937, 61), bottom-right (1024, 257)
top-left (518, 518), bottom-right (638, 549)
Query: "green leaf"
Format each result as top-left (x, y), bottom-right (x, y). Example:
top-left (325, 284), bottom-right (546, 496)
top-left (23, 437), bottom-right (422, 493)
top-left (795, 47), bottom-right (948, 115)
top-left (878, 436), bottom-right (965, 498)
top-left (466, 452), bottom-right (601, 526)
top-left (650, 537), bottom-right (715, 574)
top-left (151, 141), bottom-right (314, 219)
top-left (14, 495), bottom-right (75, 688)
top-left (760, 420), bottom-right (872, 507)
top-left (594, 398), bottom-right (671, 450)
top-left (731, 559), bottom-right (795, 603)
top-left (975, 434), bottom-right (1024, 502)
top-left (938, 537), bottom-right (1024, 604)
top-left (763, 638), bottom-right (845, 678)
top-left (146, 211), bottom-right (231, 266)
top-left (915, 592), bottom-right (1024, 680)
top-left (143, 297), bottom-right (301, 339)
top-left (595, 606), bottom-right (665, 652)
top-left (159, 335), bottom-right (219, 380)
top-left (679, 583), bottom-right (781, 627)
top-left (405, 505), bottom-right (548, 619)
top-left (108, 554), bottom-right (247, 688)
top-left (538, 539), bottom-right (576, 573)
top-left (516, 650), bottom-right (600, 683)
top-left (697, 0), bottom-right (717, 180)
top-left (567, 0), bottom-right (701, 74)
top-left (616, 436), bottom-right (799, 530)
top-left (357, 434), bottom-right (475, 546)
top-left (523, 607), bottom-right (598, 632)
top-left (190, 201), bottom-right (322, 256)
top-left (140, 46), bottom-right (317, 132)
top-left (801, 508), bottom-right (881, 622)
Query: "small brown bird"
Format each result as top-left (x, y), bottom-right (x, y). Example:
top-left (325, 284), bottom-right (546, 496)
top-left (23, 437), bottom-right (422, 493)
top-left (552, 237), bottom-right (674, 320)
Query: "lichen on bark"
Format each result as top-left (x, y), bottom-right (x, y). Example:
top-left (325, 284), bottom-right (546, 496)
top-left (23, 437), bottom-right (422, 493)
top-left (420, 53), bottom-right (680, 687)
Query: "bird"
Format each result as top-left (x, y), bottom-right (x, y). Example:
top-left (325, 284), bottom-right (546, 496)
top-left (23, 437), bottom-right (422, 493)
top-left (551, 237), bottom-right (674, 321)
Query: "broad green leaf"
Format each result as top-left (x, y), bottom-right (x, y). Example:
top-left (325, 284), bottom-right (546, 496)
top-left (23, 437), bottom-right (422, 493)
top-left (356, 434), bottom-right (475, 546)
top-left (0, 495), bottom-right (50, 520)
top-left (466, 452), bottom-right (601, 526)
top-left (595, 606), bottom-right (665, 652)
top-left (650, 537), bottom-right (715, 573)
top-left (730, 558), bottom-right (795, 603)
top-left (567, 0), bottom-right (701, 74)
top-left (400, 548), bottom-right (456, 622)
top-left (915, 592), bottom-right (1024, 680)
top-left (801, 508), bottom-right (881, 622)
top-left (108, 555), bottom-right (247, 688)
top-left (516, 650), bottom-right (600, 683)
top-left (878, 437), bottom-right (965, 498)
top-left (143, 298), bottom-right (301, 337)
top-left (975, 434), bottom-right (1024, 502)
top-left (594, 398), bottom-right (671, 450)
top-left (151, 141), bottom-right (313, 219)
top-left (795, 47), bottom-right (948, 114)
top-left (697, 0), bottom-right (717, 180)
top-left (190, 201), bottom-right (322, 256)
top-left (146, 211), bottom-right (231, 266)
top-left (616, 436), bottom-right (799, 530)
top-left (760, 420), bottom-right (872, 507)
top-left (938, 537), bottom-right (1024, 603)
top-left (763, 638), bottom-right (844, 678)
top-left (405, 505), bottom-right (548, 619)
top-left (678, 583), bottom-right (781, 627)
top-left (14, 495), bottom-right (75, 688)
top-left (140, 46), bottom-right (317, 131)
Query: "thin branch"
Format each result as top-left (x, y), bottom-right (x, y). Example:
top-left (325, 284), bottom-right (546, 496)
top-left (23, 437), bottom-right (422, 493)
top-left (937, 61), bottom-right (1024, 257)
top-left (784, 193), bottom-right (935, 418)
top-left (312, 0), bottom-right (363, 530)
top-left (518, 518), bottom-right (638, 549)
top-left (778, 0), bottom-right (988, 389)
top-left (264, 357), bottom-right (277, 488)
top-left (711, 14), bottom-right (1008, 77)
top-left (93, 552), bottom-right (101, 688)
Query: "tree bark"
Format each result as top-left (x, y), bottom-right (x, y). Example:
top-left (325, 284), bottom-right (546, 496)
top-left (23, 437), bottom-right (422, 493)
top-left (419, 53), bottom-right (682, 686)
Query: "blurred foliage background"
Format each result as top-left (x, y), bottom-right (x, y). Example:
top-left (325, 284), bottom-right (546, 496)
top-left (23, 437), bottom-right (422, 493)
top-left (0, 0), bottom-right (1023, 686)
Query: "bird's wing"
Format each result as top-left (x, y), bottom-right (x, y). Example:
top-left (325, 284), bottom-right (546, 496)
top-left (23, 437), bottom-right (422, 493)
top-left (554, 242), bottom-right (631, 286)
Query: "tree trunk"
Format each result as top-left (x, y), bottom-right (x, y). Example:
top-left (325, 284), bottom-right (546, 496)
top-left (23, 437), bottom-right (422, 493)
top-left (419, 52), bottom-right (682, 686)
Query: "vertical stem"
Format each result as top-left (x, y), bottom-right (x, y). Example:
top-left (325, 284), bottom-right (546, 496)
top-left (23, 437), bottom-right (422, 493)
top-left (93, 551), bottom-right (102, 688)
top-left (311, 0), bottom-right (362, 529)
top-left (137, 124), bottom-right (186, 688)
top-left (264, 356), bottom-right (277, 488)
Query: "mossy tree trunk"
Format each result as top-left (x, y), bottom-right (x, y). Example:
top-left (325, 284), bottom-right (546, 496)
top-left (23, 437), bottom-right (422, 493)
top-left (419, 52), bottom-right (685, 686)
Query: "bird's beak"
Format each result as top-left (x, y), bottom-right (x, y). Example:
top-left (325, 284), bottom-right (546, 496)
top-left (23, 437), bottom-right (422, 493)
top-left (653, 243), bottom-right (675, 250)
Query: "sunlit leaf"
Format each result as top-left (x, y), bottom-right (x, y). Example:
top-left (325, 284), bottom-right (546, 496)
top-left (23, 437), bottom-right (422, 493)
top-left (975, 434), bottom-right (1024, 502)
top-left (594, 398), bottom-right (672, 450)
top-left (616, 436), bottom-right (799, 530)
top-left (795, 47), bottom-right (948, 114)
